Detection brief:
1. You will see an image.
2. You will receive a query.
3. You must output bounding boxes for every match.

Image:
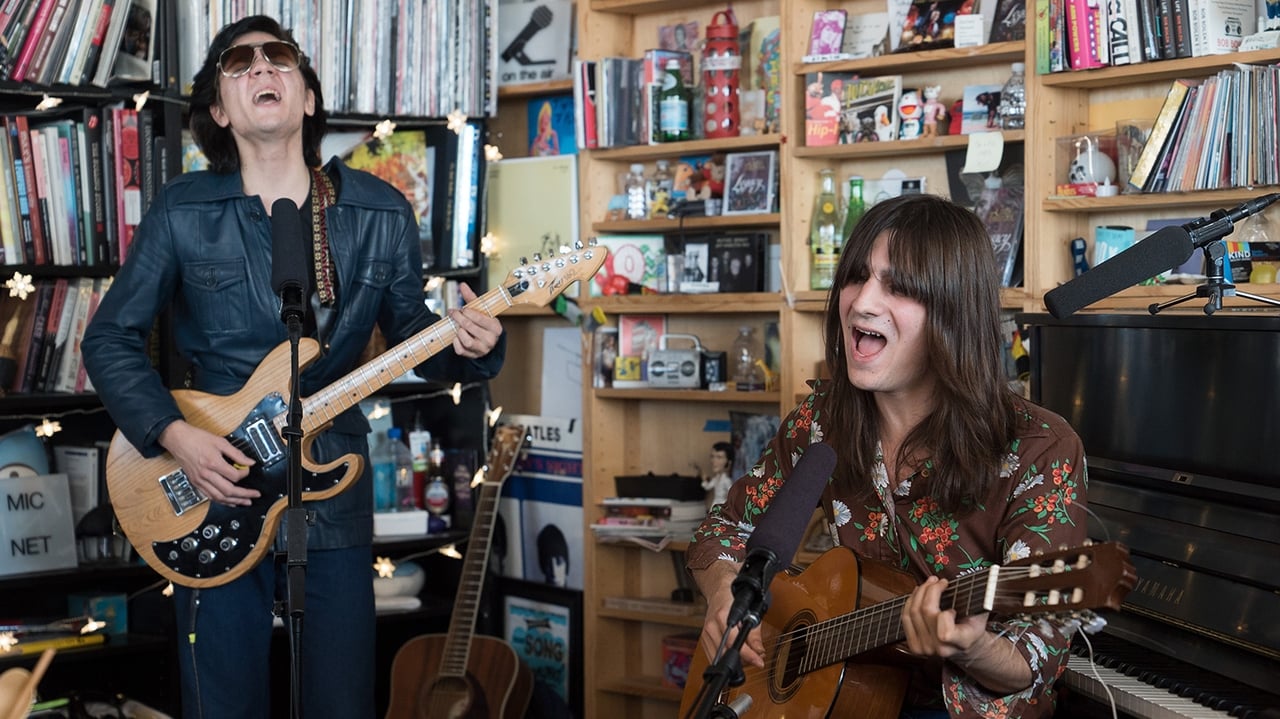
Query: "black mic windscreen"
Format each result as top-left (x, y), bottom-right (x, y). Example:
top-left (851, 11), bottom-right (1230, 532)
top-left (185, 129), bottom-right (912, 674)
top-left (270, 198), bottom-right (307, 296)
top-left (745, 443), bottom-right (836, 563)
top-left (1044, 225), bottom-right (1194, 318)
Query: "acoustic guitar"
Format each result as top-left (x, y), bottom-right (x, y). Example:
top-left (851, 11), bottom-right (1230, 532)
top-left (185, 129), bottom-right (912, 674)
top-left (385, 423), bottom-right (533, 719)
top-left (103, 243), bottom-right (605, 588)
top-left (679, 542), bottom-right (1136, 719)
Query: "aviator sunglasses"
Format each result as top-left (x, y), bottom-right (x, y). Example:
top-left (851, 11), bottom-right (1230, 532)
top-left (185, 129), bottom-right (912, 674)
top-left (217, 41), bottom-right (302, 78)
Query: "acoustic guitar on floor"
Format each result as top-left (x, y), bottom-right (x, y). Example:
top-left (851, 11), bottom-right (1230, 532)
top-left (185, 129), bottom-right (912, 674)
top-left (385, 423), bottom-right (533, 719)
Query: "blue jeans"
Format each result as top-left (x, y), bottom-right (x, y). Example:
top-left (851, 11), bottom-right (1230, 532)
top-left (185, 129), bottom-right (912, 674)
top-left (173, 546), bottom-right (375, 719)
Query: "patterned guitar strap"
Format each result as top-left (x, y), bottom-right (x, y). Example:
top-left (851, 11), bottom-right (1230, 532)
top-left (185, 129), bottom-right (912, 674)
top-left (309, 166), bottom-right (337, 306)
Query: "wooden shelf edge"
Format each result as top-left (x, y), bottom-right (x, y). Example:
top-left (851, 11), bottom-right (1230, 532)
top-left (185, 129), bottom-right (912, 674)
top-left (597, 675), bottom-right (685, 702)
top-left (793, 131), bottom-right (1024, 159)
top-left (595, 388), bottom-right (781, 402)
top-left (1042, 185), bottom-right (1280, 212)
top-left (598, 606), bottom-right (706, 628)
top-left (594, 212), bottom-right (780, 233)
top-left (589, 134), bottom-right (782, 162)
top-left (1038, 48), bottom-right (1280, 89)
top-left (583, 292), bottom-right (782, 314)
top-left (590, 0), bottom-right (726, 12)
top-left (792, 41), bottom-right (1027, 75)
top-left (496, 79), bottom-right (573, 99)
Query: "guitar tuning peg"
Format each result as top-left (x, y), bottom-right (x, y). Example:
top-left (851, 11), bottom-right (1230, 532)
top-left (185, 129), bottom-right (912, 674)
top-left (532, 252), bottom-right (542, 262)
top-left (559, 244), bottom-right (572, 255)
top-left (574, 240), bottom-right (585, 249)
top-left (1083, 613), bottom-right (1108, 634)
top-left (519, 256), bottom-right (529, 266)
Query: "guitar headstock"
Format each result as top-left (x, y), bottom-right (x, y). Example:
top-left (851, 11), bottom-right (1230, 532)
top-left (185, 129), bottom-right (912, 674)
top-left (991, 541), bottom-right (1137, 619)
top-left (479, 424), bottom-right (528, 487)
top-left (501, 240), bottom-right (607, 309)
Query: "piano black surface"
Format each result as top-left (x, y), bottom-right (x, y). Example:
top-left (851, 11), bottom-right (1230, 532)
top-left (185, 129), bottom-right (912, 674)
top-left (1019, 311), bottom-right (1280, 719)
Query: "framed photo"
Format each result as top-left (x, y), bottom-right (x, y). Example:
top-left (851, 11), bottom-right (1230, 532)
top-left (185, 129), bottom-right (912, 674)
top-left (501, 578), bottom-right (583, 718)
top-left (722, 150), bottom-right (777, 215)
top-left (897, 0), bottom-right (971, 51)
top-left (808, 10), bottom-right (848, 55)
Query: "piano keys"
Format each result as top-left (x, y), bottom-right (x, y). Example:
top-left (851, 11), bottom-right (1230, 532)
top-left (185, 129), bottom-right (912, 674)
top-left (1019, 312), bottom-right (1280, 719)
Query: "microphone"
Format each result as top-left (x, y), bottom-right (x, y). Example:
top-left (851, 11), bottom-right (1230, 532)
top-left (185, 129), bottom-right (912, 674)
top-left (500, 5), bottom-right (556, 65)
top-left (1043, 225), bottom-right (1194, 319)
top-left (270, 198), bottom-right (309, 326)
top-left (1184, 192), bottom-right (1280, 246)
top-left (724, 443), bottom-right (837, 629)
top-left (1209, 192), bottom-right (1280, 227)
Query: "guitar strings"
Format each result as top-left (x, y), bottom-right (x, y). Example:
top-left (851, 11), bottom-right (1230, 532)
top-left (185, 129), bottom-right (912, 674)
top-left (758, 564), bottom-right (1096, 681)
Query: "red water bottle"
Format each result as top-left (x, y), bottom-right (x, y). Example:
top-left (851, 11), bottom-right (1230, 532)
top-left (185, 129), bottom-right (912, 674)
top-left (702, 8), bottom-right (741, 138)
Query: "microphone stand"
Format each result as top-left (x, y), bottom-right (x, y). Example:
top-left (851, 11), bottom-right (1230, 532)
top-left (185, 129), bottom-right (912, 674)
top-left (279, 288), bottom-right (309, 719)
top-left (1149, 209), bottom-right (1280, 316)
top-left (685, 593), bottom-right (769, 719)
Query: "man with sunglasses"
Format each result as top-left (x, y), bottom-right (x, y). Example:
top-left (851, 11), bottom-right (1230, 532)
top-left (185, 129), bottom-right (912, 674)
top-left (82, 15), bottom-right (505, 718)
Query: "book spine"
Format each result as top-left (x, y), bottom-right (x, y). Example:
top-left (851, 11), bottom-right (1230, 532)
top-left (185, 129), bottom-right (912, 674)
top-left (5, 117), bottom-right (34, 264)
top-left (1066, 0), bottom-right (1106, 68)
top-left (1120, 0), bottom-right (1145, 60)
top-left (26, 125), bottom-right (53, 264)
top-left (113, 106), bottom-right (139, 262)
top-left (35, 275), bottom-right (66, 391)
top-left (1105, 0), bottom-right (1134, 64)
top-left (21, 279), bottom-right (53, 392)
top-left (25, 0), bottom-right (68, 84)
top-left (1169, 0), bottom-right (1191, 56)
top-left (8, 0), bottom-right (55, 82)
top-left (1126, 79), bottom-right (1191, 191)
top-left (76, 0), bottom-right (111, 84)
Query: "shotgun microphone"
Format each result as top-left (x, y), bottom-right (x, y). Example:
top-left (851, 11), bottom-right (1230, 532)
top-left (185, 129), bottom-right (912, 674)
top-left (1044, 225), bottom-right (1193, 319)
top-left (270, 198), bottom-right (309, 327)
top-left (724, 443), bottom-right (837, 629)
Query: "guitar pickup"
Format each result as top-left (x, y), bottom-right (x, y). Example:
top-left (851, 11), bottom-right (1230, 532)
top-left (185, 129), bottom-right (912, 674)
top-left (159, 470), bottom-right (208, 515)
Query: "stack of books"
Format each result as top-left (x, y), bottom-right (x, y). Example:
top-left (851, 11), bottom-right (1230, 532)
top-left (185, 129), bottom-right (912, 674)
top-left (590, 497), bottom-right (708, 540)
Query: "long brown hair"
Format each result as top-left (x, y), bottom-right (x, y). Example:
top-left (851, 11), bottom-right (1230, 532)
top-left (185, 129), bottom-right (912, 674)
top-left (821, 193), bottom-right (1017, 511)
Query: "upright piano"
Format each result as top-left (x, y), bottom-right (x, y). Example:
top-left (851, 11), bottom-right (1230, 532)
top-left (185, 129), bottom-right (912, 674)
top-left (1019, 310), bottom-right (1280, 719)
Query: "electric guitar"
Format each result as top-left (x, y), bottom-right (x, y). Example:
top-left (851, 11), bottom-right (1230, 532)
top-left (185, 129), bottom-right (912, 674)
top-left (679, 542), bottom-right (1136, 719)
top-left (104, 243), bottom-right (605, 588)
top-left (385, 423), bottom-right (533, 719)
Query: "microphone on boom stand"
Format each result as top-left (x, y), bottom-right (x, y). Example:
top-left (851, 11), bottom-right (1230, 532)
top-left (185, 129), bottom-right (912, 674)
top-left (1044, 193), bottom-right (1280, 318)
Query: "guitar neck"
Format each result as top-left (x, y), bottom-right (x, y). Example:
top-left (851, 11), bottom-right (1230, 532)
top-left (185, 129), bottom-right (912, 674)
top-left (800, 569), bottom-right (993, 674)
top-left (437, 480), bottom-right (503, 678)
top-left (299, 287), bottom-right (512, 432)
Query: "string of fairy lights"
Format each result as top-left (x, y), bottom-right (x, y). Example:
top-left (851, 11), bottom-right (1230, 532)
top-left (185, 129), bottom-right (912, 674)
top-left (0, 100), bottom-right (520, 651)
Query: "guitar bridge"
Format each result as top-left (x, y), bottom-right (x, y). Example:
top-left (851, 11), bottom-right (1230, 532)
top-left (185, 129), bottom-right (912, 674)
top-left (159, 470), bottom-right (208, 515)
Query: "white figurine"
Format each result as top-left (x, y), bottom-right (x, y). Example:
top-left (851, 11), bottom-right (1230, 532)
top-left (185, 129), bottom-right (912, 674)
top-left (701, 441), bottom-right (736, 508)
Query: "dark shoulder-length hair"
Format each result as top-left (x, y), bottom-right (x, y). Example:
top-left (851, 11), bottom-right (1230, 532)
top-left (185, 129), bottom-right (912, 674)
top-left (188, 15), bottom-right (327, 174)
top-left (821, 193), bottom-right (1017, 511)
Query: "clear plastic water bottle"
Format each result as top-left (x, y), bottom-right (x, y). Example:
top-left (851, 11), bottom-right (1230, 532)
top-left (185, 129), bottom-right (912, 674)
top-left (731, 325), bottom-right (763, 391)
top-left (389, 427), bottom-right (415, 511)
top-left (370, 430), bottom-right (395, 511)
top-left (998, 62), bottom-right (1026, 130)
top-left (625, 163), bottom-right (648, 220)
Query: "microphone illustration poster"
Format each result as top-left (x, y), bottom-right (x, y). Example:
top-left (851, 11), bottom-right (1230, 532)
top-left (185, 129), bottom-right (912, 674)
top-left (498, 1), bottom-right (573, 85)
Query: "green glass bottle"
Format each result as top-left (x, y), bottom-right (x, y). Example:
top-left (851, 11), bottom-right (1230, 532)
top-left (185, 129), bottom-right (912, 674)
top-left (842, 176), bottom-right (865, 242)
top-left (809, 169), bottom-right (841, 290)
top-left (658, 59), bottom-right (691, 142)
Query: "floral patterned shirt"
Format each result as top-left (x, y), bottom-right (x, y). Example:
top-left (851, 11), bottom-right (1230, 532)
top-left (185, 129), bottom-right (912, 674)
top-left (686, 380), bottom-right (1089, 718)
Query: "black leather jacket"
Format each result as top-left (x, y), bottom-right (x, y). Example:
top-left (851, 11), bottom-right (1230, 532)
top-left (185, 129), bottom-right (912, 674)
top-left (82, 158), bottom-right (505, 548)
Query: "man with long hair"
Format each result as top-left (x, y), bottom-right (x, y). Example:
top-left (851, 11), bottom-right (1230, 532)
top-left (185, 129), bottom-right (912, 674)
top-left (687, 194), bottom-right (1087, 718)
